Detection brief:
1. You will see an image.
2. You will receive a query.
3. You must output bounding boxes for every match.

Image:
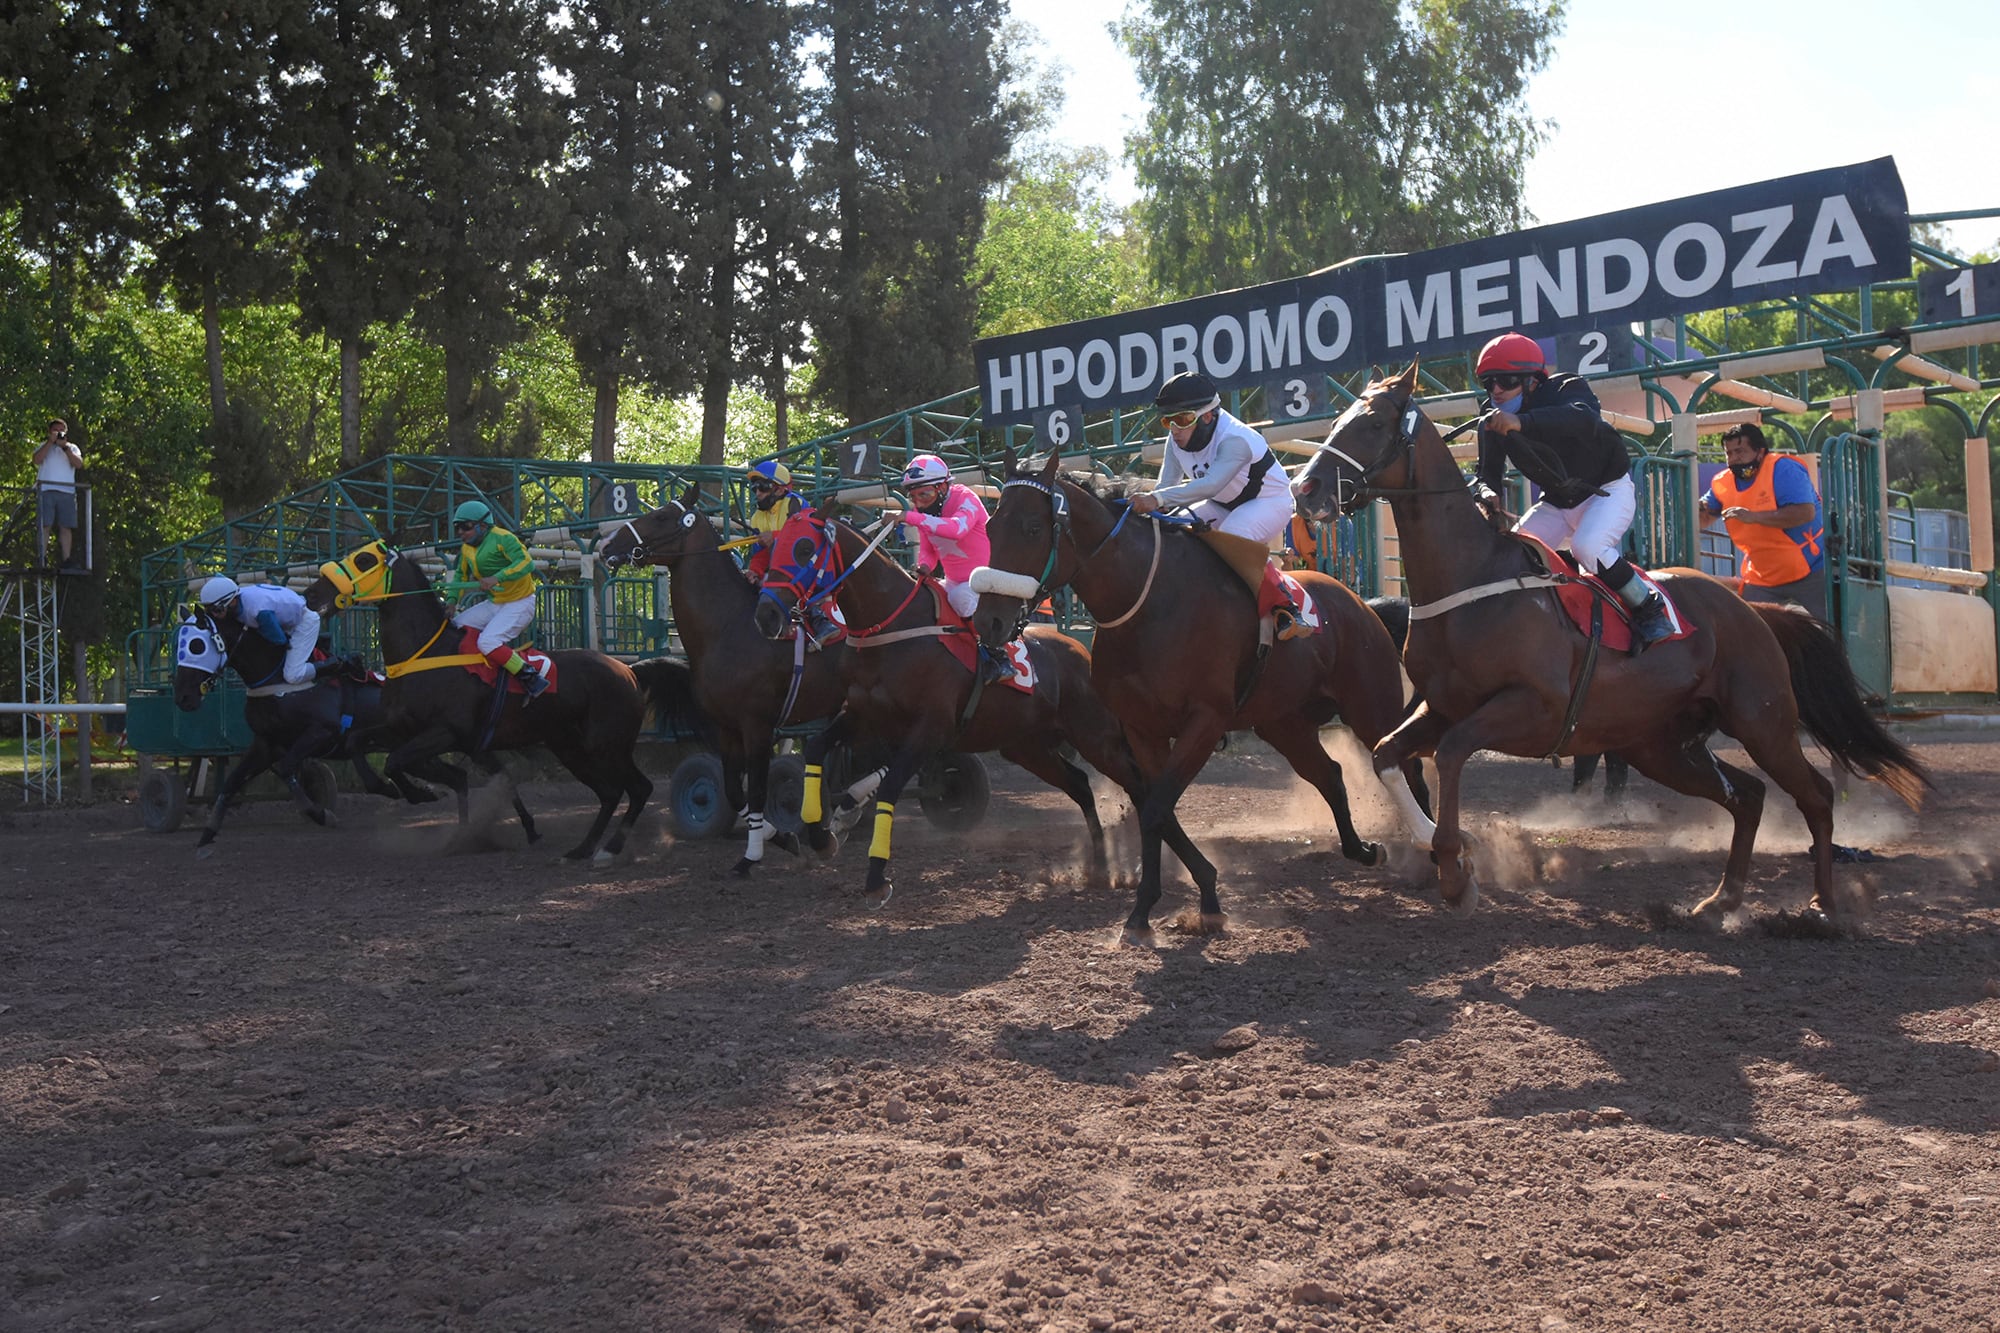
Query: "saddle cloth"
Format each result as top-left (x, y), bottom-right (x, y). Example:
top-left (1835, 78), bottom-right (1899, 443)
top-left (457, 629), bottom-right (561, 695)
top-left (1268, 569), bottom-right (1324, 636)
top-left (1524, 538), bottom-right (1695, 652)
top-left (931, 587), bottom-right (1035, 692)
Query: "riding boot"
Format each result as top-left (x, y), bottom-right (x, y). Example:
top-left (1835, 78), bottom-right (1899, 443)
top-left (492, 647), bottom-right (550, 702)
top-left (976, 643), bottom-right (1011, 685)
top-left (1614, 574), bottom-right (1674, 653)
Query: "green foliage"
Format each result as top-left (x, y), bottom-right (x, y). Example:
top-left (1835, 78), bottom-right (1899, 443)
top-left (1119, 0), bottom-right (1564, 295)
top-left (977, 150), bottom-right (1156, 336)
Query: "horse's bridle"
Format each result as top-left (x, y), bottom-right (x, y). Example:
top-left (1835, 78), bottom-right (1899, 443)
top-left (1305, 392), bottom-right (1486, 514)
top-left (990, 474), bottom-right (1145, 642)
top-left (605, 505), bottom-right (703, 568)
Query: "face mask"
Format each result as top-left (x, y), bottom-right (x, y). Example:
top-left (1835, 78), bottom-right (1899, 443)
top-left (919, 488), bottom-right (947, 515)
top-left (1494, 391), bottom-right (1523, 414)
top-left (1729, 460), bottom-right (1761, 486)
top-left (755, 489), bottom-right (782, 511)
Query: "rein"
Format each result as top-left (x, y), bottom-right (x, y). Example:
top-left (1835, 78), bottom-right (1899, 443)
top-left (995, 475), bottom-right (1144, 639)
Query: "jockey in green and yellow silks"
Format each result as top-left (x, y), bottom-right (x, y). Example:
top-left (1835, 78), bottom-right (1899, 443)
top-left (449, 499), bottom-right (547, 699)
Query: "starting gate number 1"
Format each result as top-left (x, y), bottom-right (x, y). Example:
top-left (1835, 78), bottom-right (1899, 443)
top-left (1918, 261), bottom-right (2000, 323)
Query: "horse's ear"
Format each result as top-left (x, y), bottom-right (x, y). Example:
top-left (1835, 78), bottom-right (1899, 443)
top-left (674, 482), bottom-right (695, 509)
top-left (1393, 360), bottom-right (1420, 394)
top-left (1001, 444), bottom-right (1018, 478)
top-left (1037, 449), bottom-right (1060, 484)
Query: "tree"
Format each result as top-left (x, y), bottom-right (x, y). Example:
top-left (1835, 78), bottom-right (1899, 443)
top-left (1118, 0), bottom-right (1564, 296)
top-left (548, 0), bottom-right (708, 466)
top-left (382, 0), bottom-right (564, 454)
top-left (287, 0), bottom-right (421, 467)
top-left (804, 0), bottom-right (1020, 424)
top-left (977, 148), bottom-right (1155, 336)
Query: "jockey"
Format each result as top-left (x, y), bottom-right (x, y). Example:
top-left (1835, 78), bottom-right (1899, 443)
top-left (743, 459), bottom-right (803, 582)
top-left (198, 575), bottom-right (330, 685)
top-left (1129, 371), bottom-right (1308, 640)
top-left (1472, 332), bottom-right (1672, 651)
top-left (889, 453), bottom-right (1007, 682)
top-left (448, 499), bottom-right (548, 699)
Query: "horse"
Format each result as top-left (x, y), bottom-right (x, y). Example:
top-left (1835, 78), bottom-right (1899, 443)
top-left (598, 490), bottom-right (852, 874)
top-left (970, 452), bottom-right (1430, 944)
top-left (1368, 592), bottom-right (1630, 801)
top-left (751, 505), bottom-right (1210, 907)
top-left (170, 609), bottom-right (473, 854)
top-left (303, 541), bottom-right (667, 865)
top-left (1290, 362), bottom-right (1929, 926)
top-left (174, 608), bottom-right (546, 851)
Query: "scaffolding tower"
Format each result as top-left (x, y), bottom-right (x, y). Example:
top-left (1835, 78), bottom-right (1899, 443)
top-left (2, 484), bottom-right (91, 803)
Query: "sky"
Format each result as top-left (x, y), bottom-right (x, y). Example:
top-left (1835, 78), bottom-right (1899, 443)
top-left (1004, 0), bottom-right (2000, 259)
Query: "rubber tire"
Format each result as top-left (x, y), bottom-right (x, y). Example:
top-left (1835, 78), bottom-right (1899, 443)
top-left (139, 768), bottom-right (187, 833)
top-left (299, 759), bottom-right (339, 815)
top-left (920, 751), bottom-right (991, 832)
top-left (667, 751), bottom-right (730, 839)
top-left (765, 754), bottom-right (807, 836)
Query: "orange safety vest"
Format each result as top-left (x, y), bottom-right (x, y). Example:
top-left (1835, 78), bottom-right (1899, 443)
top-left (1287, 514), bottom-right (1319, 565)
top-left (1710, 456), bottom-right (1823, 587)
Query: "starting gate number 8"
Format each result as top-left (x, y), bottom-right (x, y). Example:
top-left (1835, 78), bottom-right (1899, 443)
top-left (609, 483), bottom-right (631, 515)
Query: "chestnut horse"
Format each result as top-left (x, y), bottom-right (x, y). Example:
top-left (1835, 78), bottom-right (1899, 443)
top-left (599, 490), bottom-right (852, 874)
top-left (970, 452), bottom-right (1428, 944)
top-left (753, 506), bottom-right (1212, 906)
top-left (304, 541), bottom-right (667, 865)
top-left (1291, 363), bottom-right (1928, 926)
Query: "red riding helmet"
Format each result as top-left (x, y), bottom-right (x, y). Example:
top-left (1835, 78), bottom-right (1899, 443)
top-left (1475, 332), bottom-right (1548, 381)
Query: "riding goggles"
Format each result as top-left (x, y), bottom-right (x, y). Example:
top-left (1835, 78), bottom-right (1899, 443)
top-left (1160, 410), bottom-right (1203, 429)
top-left (1479, 374), bottom-right (1528, 394)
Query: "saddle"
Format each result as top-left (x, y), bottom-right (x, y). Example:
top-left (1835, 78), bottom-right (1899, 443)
top-left (455, 629), bottom-right (561, 696)
top-left (1513, 536), bottom-right (1693, 652)
top-left (1197, 530), bottom-right (1323, 645)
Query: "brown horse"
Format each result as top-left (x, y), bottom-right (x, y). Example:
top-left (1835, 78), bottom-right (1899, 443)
top-left (303, 541), bottom-right (666, 865)
top-left (1290, 363), bottom-right (1929, 926)
top-left (599, 490), bottom-right (852, 874)
top-left (752, 505), bottom-right (1213, 906)
top-left (970, 451), bottom-right (1428, 944)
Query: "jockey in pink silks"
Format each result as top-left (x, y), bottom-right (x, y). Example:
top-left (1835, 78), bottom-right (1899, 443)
top-left (888, 453), bottom-right (1008, 682)
top-left (890, 454), bottom-right (992, 619)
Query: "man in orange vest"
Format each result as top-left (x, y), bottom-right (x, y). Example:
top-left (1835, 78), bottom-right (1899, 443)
top-left (1700, 423), bottom-right (1826, 622)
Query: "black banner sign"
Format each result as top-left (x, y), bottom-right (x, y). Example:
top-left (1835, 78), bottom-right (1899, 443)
top-left (975, 157), bottom-right (1909, 427)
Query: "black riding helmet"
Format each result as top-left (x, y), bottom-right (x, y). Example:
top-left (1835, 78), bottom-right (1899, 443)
top-left (1154, 371), bottom-right (1221, 414)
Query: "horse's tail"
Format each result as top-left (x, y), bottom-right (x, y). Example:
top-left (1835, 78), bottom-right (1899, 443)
top-left (1367, 595), bottom-right (1412, 652)
top-left (628, 657), bottom-right (715, 746)
top-left (1752, 604), bottom-right (1931, 810)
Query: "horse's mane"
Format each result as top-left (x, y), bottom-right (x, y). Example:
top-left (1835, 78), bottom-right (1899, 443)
top-left (1002, 461), bottom-right (1148, 506)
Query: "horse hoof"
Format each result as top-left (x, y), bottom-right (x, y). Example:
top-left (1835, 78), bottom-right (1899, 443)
top-left (304, 810), bottom-right (328, 827)
top-left (561, 848), bottom-right (591, 862)
top-left (1446, 874), bottom-right (1480, 917)
top-left (195, 843), bottom-right (216, 861)
top-left (592, 849), bottom-right (616, 870)
top-left (731, 857), bottom-right (755, 877)
top-left (1111, 924), bottom-right (1158, 950)
top-left (1354, 840), bottom-right (1384, 867)
top-left (769, 832), bottom-right (801, 858)
top-left (864, 883), bottom-right (893, 910)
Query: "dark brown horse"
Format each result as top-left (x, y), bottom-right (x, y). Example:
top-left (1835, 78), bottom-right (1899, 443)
top-left (1291, 363), bottom-right (1929, 926)
top-left (171, 610), bottom-right (465, 854)
top-left (303, 541), bottom-right (665, 865)
top-left (599, 491), bottom-right (852, 874)
top-left (752, 506), bottom-right (1211, 906)
top-left (970, 452), bottom-right (1428, 944)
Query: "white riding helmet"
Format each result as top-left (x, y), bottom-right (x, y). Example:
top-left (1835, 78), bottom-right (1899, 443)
top-left (199, 575), bottom-right (241, 607)
top-left (901, 454), bottom-right (952, 488)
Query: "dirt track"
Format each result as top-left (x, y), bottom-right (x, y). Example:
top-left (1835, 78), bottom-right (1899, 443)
top-left (4, 725), bottom-right (1999, 1332)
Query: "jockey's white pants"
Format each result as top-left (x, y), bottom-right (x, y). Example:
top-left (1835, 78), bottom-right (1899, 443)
top-left (1189, 491), bottom-right (1293, 547)
top-left (282, 611), bottom-right (321, 685)
top-left (1515, 474), bottom-right (1636, 575)
top-left (453, 595), bottom-right (537, 657)
top-left (943, 580), bottom-right (979, 619)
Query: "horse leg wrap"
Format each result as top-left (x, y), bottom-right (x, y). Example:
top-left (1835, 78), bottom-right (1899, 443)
top-left (869, 800), bottom-right (895, 861)
top-left (1379, 767), bottom-right (1436, 849)
top-left (802, 764), bottom-right (822, 823)
top-left (744, 812), bottom-right (768, 862)
top-left (846, 765), bottom-right (887, 807)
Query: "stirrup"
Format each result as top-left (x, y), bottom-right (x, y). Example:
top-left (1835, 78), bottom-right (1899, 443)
top-left (1274, 609), bottom-right (1313, 642)
top-left (517, 669), bottom-right (549, 700)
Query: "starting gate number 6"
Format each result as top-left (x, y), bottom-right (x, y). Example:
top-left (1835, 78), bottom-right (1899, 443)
top-left (1047, 413), bottom-right (1071, 446)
